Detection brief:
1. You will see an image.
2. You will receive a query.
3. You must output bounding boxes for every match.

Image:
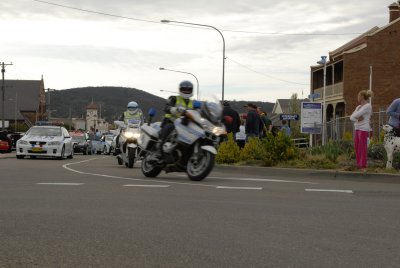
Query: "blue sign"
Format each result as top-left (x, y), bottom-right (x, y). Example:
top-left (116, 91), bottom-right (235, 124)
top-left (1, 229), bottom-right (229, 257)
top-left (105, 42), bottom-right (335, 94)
top-left (308, 93), bottom-right (321, 99)
top-left (280, 114), bottom-right (299, 121)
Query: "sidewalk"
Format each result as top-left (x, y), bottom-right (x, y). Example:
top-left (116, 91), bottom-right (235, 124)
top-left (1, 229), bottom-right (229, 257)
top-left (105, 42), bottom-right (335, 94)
top-left (215, 164), bottom-right (400, 183)
top-left (0, 151), bottom-right (16, 159)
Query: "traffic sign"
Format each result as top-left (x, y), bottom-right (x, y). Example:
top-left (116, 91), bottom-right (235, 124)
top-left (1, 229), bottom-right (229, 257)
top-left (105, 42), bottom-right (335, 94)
top-left (279, 114), bottom-right (299, 121)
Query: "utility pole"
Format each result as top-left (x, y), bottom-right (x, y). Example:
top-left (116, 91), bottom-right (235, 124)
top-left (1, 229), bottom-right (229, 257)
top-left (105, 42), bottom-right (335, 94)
top-left (1, 62), bottom-right (13, 131)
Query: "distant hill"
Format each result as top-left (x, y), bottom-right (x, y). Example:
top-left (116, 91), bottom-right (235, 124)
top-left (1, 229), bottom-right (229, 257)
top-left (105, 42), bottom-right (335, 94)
top-left (48, 86), bottom-right (275, 122)
top-left (48, 87), bottom-right (167, 121)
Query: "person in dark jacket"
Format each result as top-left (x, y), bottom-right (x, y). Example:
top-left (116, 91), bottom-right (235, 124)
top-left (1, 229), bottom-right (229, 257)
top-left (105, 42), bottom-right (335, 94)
top-left (245, 103), bottom-right (262, 139)
top-left (222, 100), bottom-right (241, 140)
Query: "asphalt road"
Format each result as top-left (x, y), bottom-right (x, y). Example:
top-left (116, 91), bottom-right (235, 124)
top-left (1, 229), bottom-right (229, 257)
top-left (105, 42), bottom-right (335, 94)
top-left (1, 154), bottom-right (400, 267)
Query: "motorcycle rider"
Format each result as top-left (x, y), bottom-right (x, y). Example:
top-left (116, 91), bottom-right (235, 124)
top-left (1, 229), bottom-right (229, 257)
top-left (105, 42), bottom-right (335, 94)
top-left (114, 101), bottom-right (144, 154)
top-left (153, 80), bottom-right (195, 163)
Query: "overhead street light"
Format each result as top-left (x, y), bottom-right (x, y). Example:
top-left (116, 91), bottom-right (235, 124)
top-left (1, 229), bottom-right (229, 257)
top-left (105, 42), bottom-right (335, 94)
top-left (159, 89), bottom-right (176, 94)
top-left (161, 19), bottom-right (226, 101)
top-left (317, 56), bottom-right (327, 146)
top-left (159, 67), bottom-right (200, 99)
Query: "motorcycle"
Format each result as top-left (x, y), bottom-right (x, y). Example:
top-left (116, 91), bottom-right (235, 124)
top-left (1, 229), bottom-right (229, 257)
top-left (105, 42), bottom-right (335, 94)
top-left (138, 98), bottom-right (226, 181)
top-left (114, 119), bottom-right (142, 168)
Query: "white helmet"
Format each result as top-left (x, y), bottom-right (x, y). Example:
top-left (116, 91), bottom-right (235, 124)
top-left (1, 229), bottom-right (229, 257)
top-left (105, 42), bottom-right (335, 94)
top-left (179, 80), bottom-right (193, 99)
top-left (127, 101), bottom-right (139, 115)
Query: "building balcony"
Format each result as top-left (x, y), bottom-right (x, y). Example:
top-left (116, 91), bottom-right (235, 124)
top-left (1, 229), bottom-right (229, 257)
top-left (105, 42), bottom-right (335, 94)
top-left (313, 82), bottom-right (343, 102)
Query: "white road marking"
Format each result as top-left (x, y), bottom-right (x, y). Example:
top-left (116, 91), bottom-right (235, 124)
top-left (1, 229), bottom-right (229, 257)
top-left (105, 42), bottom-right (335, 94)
top-left (216, 186), bottom-right (263, 190)
top-left (63, 158), bottom-right (259, 189)
top-left (123, 184), bottom-right (170, 188)
top-left (305, 189), bottom-right (353, 194)
top-left (179, 174), bottom-right (318, 185)
top-left (37, 183), bottom-right (84, 186)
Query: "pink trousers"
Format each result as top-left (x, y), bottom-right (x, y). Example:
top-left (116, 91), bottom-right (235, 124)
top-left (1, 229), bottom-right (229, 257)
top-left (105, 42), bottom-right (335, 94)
top-left (354, 130), bottom-right (369, 168)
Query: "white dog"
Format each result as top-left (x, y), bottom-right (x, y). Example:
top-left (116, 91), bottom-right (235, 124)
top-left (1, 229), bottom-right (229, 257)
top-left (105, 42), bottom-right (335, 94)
top-left (382, 124), bottom-right (400, 168)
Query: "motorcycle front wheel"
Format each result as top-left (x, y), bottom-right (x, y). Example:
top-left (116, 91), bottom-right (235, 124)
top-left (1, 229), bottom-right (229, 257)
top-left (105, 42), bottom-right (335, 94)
top-left (127, 147), bottom-right (136, 168)
top-left (141, 152), bottom-right (162, 178)
top-left (187, 150), bottom-right (215, 181)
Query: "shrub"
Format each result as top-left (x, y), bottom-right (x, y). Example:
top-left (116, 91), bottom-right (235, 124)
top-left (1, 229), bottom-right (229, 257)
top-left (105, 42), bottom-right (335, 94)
top-left (240, 137), bottom-right (265, 161)
top-left (368, 143), bottom-right (386, 160)
top-left (216, 133), bottom-right (241, 164)
top-left (261, 132), bottom-right (298, 165)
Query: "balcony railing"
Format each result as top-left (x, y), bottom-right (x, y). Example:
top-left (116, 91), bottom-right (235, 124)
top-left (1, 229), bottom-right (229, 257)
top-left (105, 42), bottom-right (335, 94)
top-left (313, 82), bottom-right (343, 101)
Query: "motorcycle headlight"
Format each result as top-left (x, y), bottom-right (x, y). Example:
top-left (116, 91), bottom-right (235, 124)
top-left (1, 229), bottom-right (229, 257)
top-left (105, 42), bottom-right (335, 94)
top-left (212, 126), bottom-right (227, 136)
top-left (18, 140), bottom-right (28, 145)
top-left (124, 132), bottom-right (134, 139)
top-left (48, 141), bottom-right (61, 146)
top-left (133, 133), bottom-right (141, 139)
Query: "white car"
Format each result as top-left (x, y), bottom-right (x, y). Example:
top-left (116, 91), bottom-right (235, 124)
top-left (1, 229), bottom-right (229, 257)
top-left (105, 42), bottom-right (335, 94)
top-left (16, 126), bottom-right (73, 159)
top-left (103, 134), bottom-right (116, 155)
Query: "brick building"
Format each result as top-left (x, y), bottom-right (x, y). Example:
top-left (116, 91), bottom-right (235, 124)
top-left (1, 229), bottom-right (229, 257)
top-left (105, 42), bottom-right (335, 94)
top-left (310, 2), bottom-right (400, 124)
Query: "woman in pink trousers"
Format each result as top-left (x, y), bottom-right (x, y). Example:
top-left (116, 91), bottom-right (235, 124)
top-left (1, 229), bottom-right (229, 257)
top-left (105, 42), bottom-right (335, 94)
top-left (350, 90), bottom-right (373, 169)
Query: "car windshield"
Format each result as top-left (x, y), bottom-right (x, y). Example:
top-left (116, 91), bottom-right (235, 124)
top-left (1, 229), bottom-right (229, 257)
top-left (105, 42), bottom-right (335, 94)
top-left (27, 127), bottom-right (62, 137)
top-left (72, 136), bottom-right (85, 141)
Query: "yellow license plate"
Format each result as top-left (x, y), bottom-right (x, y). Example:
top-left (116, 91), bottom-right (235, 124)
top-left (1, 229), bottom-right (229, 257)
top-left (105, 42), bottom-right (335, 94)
top-left (32, 147), bottom-right (43, 152)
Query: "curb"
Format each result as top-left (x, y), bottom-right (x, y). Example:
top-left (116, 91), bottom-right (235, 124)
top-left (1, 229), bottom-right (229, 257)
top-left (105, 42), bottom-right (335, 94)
top-left (215, 164), bottom-right (400, 183)
top-left (0, 152), bottom-right (16, 159)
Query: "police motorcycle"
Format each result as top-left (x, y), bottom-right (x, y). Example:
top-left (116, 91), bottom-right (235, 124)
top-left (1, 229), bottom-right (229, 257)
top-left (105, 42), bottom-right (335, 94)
top-left (114, 118), bottom-right (142, 168)
top-left (138, 97), bottom-right (226, 181)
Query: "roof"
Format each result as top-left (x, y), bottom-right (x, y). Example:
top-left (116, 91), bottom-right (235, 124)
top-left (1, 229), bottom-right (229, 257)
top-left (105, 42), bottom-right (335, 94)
top-left (87, 102), bottom-right (97, 109)
top-left (272, 99), bottom-right (291, 114)
top-left (0, 79), bottom-right (44, 120)
top-left (329, 27), bottom-right (379, 60)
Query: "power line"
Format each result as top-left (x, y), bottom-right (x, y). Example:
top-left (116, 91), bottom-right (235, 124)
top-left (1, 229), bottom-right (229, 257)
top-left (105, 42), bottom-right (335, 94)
top-left (31, 0), bottom-right (362, 36)
top-left (226, 57), bottom-right (309, 86)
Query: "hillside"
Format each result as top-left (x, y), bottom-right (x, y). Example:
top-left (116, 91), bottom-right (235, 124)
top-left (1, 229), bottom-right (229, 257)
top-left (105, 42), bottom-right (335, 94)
top-left (48, 86), bottom-right (274, 122)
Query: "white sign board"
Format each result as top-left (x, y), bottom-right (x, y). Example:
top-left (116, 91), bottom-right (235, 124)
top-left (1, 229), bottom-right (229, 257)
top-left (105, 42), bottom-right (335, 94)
top-left (0, 121), bottom-right (10, 128)
top-left (301, 102), bottom-right (322, 134)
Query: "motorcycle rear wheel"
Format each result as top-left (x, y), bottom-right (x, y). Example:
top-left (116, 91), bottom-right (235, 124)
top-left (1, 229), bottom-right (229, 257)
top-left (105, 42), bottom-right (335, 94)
top-left (187, 150), bottom-right (215, 181)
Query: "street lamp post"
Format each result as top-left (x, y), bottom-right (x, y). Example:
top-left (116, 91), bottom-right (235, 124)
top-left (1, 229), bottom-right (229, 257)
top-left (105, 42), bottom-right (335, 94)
top-left (161, 20), bottom-right (225, 101)
top-left (317, 56), bottom-right (327, 146)
top-left (160, 89), bottom-right (177, 94)
top-left (159, 67), bottom-right (200, 99)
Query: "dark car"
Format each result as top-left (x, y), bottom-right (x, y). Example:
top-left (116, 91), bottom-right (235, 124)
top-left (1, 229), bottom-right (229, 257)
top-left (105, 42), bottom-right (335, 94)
top-left (71, 132), bottom-right (92, 155)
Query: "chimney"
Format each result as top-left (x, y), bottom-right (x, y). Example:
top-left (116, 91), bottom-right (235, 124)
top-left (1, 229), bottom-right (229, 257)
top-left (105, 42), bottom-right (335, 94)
top-left (388, 1), bottom-right (400, 23)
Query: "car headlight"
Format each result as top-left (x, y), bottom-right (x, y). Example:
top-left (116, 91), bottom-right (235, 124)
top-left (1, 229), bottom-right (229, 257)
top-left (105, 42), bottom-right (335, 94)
top-left (18, 140), bottom-right (28, 145)
top-left (212, 126), bottom-right (227, 136)
top-left (48, 141), bottom-right (61, 146)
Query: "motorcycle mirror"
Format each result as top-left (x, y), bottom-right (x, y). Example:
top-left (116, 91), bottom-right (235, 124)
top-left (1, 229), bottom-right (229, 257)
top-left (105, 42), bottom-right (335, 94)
top-left (193, 100), bottom-right (202, 109)
top-left (148, 108), bottom-right (156, 117)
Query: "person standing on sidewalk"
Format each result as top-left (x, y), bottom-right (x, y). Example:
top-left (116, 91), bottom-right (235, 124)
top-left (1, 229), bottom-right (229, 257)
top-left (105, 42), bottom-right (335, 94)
top-left (386, 97), bottom-right (400, 136)
top-left (222, 100), bottom-right (241, 140)
top-left (350, 90), bottom-right (373, 170)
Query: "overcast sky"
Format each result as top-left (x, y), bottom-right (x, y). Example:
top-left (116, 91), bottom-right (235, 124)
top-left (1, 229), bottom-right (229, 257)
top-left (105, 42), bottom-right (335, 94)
top-left (0, 0), bottom-right (391, 102)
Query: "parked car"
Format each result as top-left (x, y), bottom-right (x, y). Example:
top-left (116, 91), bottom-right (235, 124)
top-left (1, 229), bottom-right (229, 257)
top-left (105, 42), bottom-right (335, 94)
top-left (70, 131), bottom-right (92, 155)
top-left (0, 131), bottom-right (12, 153)
top-left (0, 139), bottom-right (11, 153)
top-left (103, 134), bottom-right (115, 155)
top-left (16, 126), bottom-right (73, 159)
top-left (90, 134), bottom-right (105, 155)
